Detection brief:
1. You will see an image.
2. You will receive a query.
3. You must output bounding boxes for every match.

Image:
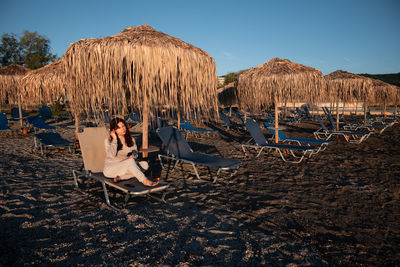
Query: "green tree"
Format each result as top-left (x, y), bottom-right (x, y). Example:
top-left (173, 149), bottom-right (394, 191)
top-left (223, 69), bottom-right (249, 86)
top-left (224, 72), bottom-right (238, 85)
top-left (0, 33), bottom-right (24, 66)
top-left (20, 30), bottom-right (57, 69)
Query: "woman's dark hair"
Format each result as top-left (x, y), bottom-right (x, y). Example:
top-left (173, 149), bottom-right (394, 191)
top-left (109, 117), bottom-right (133, 151)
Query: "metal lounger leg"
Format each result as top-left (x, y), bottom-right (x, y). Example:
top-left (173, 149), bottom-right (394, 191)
top-left (100, 180), bottom-right (111, 206)
top-left (146, 191), bottom-right (167, 203)
top-left (40, 143), bottom-right (44, 156)
top-left (191, 163), bottom-right (201, 180)
top-left (72, 170), bottom-right (79, 187)
top-left (256, 147), bottom-right (265, 158)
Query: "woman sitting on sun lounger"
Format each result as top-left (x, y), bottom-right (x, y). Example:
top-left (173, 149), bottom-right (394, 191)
top-left (103, 117), bottom-right (159, 187)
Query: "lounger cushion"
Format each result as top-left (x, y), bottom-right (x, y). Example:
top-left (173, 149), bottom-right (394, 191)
top-left (35, 132), bottom-right (72, 146)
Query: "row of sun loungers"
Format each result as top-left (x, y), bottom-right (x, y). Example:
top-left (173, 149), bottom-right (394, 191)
top-left (2, 107), bottom-right (397, 209)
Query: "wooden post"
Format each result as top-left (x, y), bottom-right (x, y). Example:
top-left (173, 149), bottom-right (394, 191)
top-left (383, 100), bottom-right (387, 116)
top-left (274, 95), bottom-right (279, 144)
top-left (142, 97), bottom-right (149, 158)
top-left (177, 111), bottom-right (181, 130)
top-left (355, 101), bottom-right (358, 115)
top-left (18, 95), bottom-right (23, 128)
top-left (342, 102), bottom-right (345, 116)
top-left (336, 97), bottom-right (340, 131)
top-left (363, 95), bottom-right (367, 127)
top-left (74, 112), bottom-right (79, 136)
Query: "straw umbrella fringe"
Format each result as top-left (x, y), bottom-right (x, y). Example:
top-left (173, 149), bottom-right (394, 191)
top-left (325, 70), bottom-right (372, 129)
top-left (369, 78), bottom-right (398, 114)
top-left (19, 59), bottom-right (66, 106)
top-left (236, 57), bottom-right (325, 143)
top-left (0, 64), bottom-right (30, 105)
top-left (62, 25), bottom-right (218, 154)
top-left (63, 25), bottom-right (217, 118)
top-left (0, 64), bottom-right (30, 127)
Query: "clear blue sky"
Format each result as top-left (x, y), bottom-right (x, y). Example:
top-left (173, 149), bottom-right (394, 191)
top-left (1, 0), bottom-right (399, 76)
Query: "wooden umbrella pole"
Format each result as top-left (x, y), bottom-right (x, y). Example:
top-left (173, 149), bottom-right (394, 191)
top-left (142, 96), bottom-right (149, 158)
top-left (18, 94), bottom-right (23, 128)
top-left (355, 101), bottom-right (358, 115)
top-left (342, 102), bottom-right (345, 116)
top-left (274, 94), bottom-right (279, 144)
top-left (177, 110), bottom-right (181, 130)
top-left (336, 96), bottom-right (340, 131)
top-left (383, 100), bottom-right (387, 116)
top-left (363, 94), bottom-right (367, 126)
top-left (74, 112), bottom-right (79, 136)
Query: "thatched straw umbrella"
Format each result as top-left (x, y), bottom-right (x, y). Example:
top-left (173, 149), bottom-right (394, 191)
top-left (325, 70), bottom-right (372, 129)
top-left (0, 64), bottom-right (30, 127)
top-left (19, 59), bottom-right (65, 106)
top-left (369, 78), bottom-right (398, 115)
top-left (236, 57), bottom-right (325, 143)
top-left (62, 25), bottom-right (217, 155)
top-left (394, 86), bottom-right (400, 116)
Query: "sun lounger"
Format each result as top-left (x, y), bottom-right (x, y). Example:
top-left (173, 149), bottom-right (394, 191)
top-left (157, 126), bottom-right (241, 183)
top-left (341, 115), bottom-right (389, 134)
top-left (264, 122), bottom-right (331, 154)
top-left (180, 120), bottom-right (217, 137)
top-left (39, 105), bottom-right (54, 120)
top-left (34, 132), bottom-right (72, 156)
top-left (10, 107), bottom-right (25, 121)
top-left (0, 113), bottom-right (10, 130)
top-left (303, 104), bottom-right (312, 118)
top-left (295, 107), bottom-right (305, 120)
top-left (243, 119), bottom-right (317, 163)
top-left (264, 114), bottom-right (299, 124)
top-left (313, 115), bottom-right (372, 144)
top-left (323, 107), bottom-right (388, 134)
top-left (72, 127), bottom-right (169, 209)
top-left (219, 112), bottom-right (244, 129)
top-left (128, 111), bottom-right (141, 123)
top-left (28, 117), bottom-right (56, 131)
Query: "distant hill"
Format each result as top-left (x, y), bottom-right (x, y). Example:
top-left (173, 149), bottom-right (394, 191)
top-left (359, 72), bottom-right (400, 87)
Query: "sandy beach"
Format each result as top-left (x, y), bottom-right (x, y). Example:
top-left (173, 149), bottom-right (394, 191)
top-left (1, 118), bottom-right (399, 266)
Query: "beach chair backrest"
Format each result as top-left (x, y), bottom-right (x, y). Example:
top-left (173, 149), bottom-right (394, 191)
top-left (245, 119), bottom-right (268, 146)
top-left (78, 127), bottom-right (109, 173)
top-left (315, 115), bottom-right (330, 132)
top-left (303, 105), bottom-right (312, 118)
top-left (325, 110), bottom-right (337, 130)
top-left (0, 113), bottom-right (7, 124)
top-left (129, 111), bottom-right (141, 122)
top-left (322, 107), bottom-right (328, 117)
top-left (99, 111), bottom-right (111, 124)
top-left (296, 107), bottom-right (304, 118)
top-left (39, 106), bottom-right (52, 119)
top-left (157, 126), bottom-right (193, 158)
top-left (219, 112), bottom-right (232, 126)
top-left (11, 107), bottom-right (24, 119)
top-left (0, 113), bottom-right (8, 129)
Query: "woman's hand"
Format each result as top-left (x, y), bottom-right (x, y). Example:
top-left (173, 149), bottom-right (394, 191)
top-left (110, 130), bottom-right (117, 140)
